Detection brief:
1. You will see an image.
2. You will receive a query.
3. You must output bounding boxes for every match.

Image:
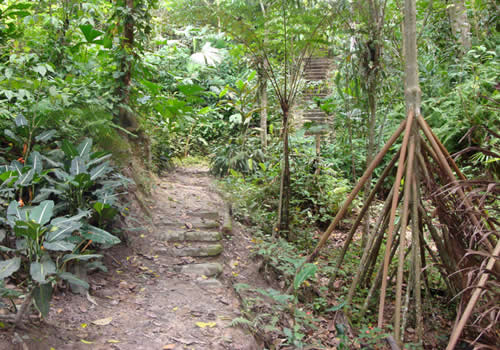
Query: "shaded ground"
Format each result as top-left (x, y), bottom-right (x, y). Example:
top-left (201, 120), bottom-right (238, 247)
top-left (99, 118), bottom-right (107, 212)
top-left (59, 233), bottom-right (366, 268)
top-left (0, 166), bottom-right (262, 350)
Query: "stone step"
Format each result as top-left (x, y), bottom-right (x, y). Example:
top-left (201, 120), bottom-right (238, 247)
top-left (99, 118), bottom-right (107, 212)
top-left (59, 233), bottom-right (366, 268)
top-left (304, 113), bottom-right (330, 118)
top-left (157, 217), bottom-right (219, 230)
top-left (195, 278), bottom-right (223, 289)
top-left (304, 71), bottom-right (328, 75)
top-left (304, 118), bottom-right (330, 123)
top-left (305, 67), bottom-right (330, 72)
top-left (174, 262), bottom-right (223, 277)
top-left (305, 65), bottom-right (332, 71)
top-left (172, 243), bottom-right (223, 257)
top-left (187, 211), bottom-right (219, 220)
top-left (305, 76), bottom-right (328, 81)
top-left (159, 230), bottom-right (222, 242)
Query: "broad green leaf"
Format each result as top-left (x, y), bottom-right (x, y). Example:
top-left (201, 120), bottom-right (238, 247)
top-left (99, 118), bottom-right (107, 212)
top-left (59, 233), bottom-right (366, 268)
top-left (90, 162), bottom-right (111, 180)
top-left (7, 200), bottom-right (23, 221)
top-left (70, 157), bottom-right (86, 175)
top-left (33, 283), bottom-right (52, 318)
top-left (58, 272), bottom-right (89, 290)
top-left (14, 223), bottom-right (34, 240)
top-left (178, 84), bottom-right (205, 96)
top-left (293, 263), bottom-right (317, 291)
top-left (79, 25), bottom-right (103, 43)
top-left (28, 151), bottom-right (43, 173)
top-left (0, 170), bottom-right (16, 182)
top-left (11, 161), bottom-right (23, 176)
top-left (82, 225), bottom-right (120, 245)
top-left (0, 257), bottom-right (21, 279)
top-left (30, 200), bottom-right (54, 225)
top-left (51, 210), bottom-right (90, 226)
top-left (61, 140), bottom-right (78, 158)
top-left (77, 138), bottom-right (93, 159)
top-left (43, 240), bottom-right (76, 251)
top-left (74, 173), bottom-right (91, 186)
top-left (45, 221), bottom-right (81, 242)
top-left (62, 253), bottom-right (102, 263)
top-left (4, 129), bottom-right (20, 143)
top-left (30, 257), bottom-right (56, 283)
top-left (15, 168), bottom-right (34, 186)
top-left (15, 115), bottom-right (27, 127)
top-left (35, 130), bottom-right (56, 142)
top-left (87, 153), bottom-right (112, 167)
top-left (33, 65), bottom-right (47, 77)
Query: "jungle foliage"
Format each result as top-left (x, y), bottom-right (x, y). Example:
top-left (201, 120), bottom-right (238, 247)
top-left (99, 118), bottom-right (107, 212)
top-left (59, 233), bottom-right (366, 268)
top-left (0, 0), bottom-right (498, 347)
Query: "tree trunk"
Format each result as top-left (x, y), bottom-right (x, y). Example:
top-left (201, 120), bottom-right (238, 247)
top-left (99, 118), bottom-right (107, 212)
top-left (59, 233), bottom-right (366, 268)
top-left (258, 67), bottom-right (268, 149)
top-left (448, 0), bottom-right (472, 52)
top-left (361, 0), bottom-right (382, 248)
top-left (362, 83), bottom-right (377, 248)
top-left (277, 108), bottom-right (291, 238)
top-left (118, 0), bottom-right (139, 131)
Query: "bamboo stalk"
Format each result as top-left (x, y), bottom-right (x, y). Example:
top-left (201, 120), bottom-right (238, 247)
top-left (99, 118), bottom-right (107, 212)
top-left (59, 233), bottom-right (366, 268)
top-left (446, 239), bottom-right (500, 350)
top-left (378, 110), bottom-right (415, 328)
top-left (330, 150), bottom-right (400, 284)
top-left (394, 133), bottom-right (416, 343)
top-left (305, 118), bottom-right (407, 264)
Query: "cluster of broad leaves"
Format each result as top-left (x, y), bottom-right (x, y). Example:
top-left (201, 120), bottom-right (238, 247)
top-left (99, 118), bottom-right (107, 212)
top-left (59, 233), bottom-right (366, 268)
top-left (0, 115), bottom-right (128, 317)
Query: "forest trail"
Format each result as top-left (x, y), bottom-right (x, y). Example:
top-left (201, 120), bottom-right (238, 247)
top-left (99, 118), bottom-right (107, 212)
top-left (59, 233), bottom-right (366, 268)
top-left (1, 166), bottom-right (260, 350)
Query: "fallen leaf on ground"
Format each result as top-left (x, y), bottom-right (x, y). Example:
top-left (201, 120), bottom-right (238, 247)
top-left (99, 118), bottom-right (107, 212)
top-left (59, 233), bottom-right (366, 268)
top-left (195, 321), bottom-right (216, 328)
top-left (107, 339), bottom-right (120, 343)
top-left (92, 317), bottom-right (113, 326)
top-left (163, 345), bottom-right (176, 349)
top-left (80, 339), bottom-right (93, 344)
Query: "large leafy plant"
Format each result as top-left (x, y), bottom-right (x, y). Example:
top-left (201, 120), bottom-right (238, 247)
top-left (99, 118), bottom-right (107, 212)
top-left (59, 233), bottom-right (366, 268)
top-left (0, 122), bottom-right (126, 323)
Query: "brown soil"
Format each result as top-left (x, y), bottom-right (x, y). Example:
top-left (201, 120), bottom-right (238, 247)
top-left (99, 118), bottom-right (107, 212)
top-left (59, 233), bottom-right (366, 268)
top-left (0, 166), bottom-right (264, 350)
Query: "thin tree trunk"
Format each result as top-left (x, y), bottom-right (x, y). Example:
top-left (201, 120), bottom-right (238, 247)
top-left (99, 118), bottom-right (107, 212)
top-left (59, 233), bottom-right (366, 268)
top-left (362, 87), bottom-right (377, 248)
top-left (258, 67), bottom-right (268, 149)
top-left (117, 0), bottom-right (139, 131)
top-left (447, 0), bottom-right (472, 52)
top-left (277, 108), bottom-right (291, 238)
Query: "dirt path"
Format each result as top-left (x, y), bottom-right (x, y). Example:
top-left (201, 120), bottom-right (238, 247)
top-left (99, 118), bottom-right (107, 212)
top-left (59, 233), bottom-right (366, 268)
top-left (0, 166), bottom-right (261, 350)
